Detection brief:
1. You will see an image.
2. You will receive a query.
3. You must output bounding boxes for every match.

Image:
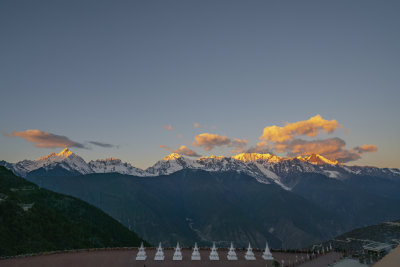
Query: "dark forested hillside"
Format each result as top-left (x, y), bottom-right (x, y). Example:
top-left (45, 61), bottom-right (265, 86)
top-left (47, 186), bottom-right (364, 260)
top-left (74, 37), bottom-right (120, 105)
top-left (0, 167), bottom-right (147, 257)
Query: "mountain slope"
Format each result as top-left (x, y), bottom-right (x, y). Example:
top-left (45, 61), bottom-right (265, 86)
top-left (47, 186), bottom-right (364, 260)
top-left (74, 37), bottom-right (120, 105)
top-left (0, 166), bottom-right (146, 257)
top-left (322, 219), bottom-right (400, 251)
top-left (291, 173), bottom-right (400, 229)
top-left (29, 169), bottom-right (344, 249)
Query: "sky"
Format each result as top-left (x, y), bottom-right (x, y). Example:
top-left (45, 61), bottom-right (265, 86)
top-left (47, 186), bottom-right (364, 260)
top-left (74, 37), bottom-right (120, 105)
top-left (0, 0), bottom-right (399, 169)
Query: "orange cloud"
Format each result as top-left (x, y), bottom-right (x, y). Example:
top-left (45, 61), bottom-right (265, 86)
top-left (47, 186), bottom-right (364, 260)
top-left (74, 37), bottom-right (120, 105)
top-left (164, 125), bottom-right (174, 131)
top-left (274, 138), bottom-right (378, 163)
top-left (174, 145), bottom-right (202, 157)
top-left (193, 133), bottom-right (247, 151)
top-left (260, 115), bottom-right (340, 143)
top-left (193, 133), bottom-right (231, 151)
top-left (6, 129), bottom-right (85, 149)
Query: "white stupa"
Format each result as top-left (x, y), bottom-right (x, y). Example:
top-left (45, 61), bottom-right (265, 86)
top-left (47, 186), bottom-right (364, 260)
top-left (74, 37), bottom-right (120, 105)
top-left (262, 242), bottom-right (273, 260)
top-left (154, 242), bottom-right (165, 261)
top-left (209, 242), bottom-right (219, 260)
top-left (191, 242), bottom-right (201, 260)
top-left (173, 242), bottom-right (183, 260)
top-left (135, 242), bottom-right (147, 261)
top-left (245, 243), bottom-right (256, 260)
top-left (227, 242), bottom-right (238, 260)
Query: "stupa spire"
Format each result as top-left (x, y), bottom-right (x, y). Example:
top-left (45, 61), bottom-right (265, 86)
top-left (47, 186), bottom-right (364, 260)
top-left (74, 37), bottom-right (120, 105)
top-left (154, 242), bottom-right (165, 260)
top-left (209, 242), bottom-right (219, 260)
top-left (245, 243), bottom-right (256, 260)
top-left (135, 242), bottom-right (147, 261)
top-left (262, 241), bottom-right (273, 260)
top-left (173, 242), bottom-right (183, 260)
top-left (191, 242), bottom-right (201, 260)
top-left (227, 242), bottom-right (238, 260)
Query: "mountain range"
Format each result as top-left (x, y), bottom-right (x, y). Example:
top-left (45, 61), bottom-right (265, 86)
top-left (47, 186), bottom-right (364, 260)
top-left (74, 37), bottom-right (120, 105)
top-left (1, 149), bottom-right (400, 249)
top-left (2, 148), bottom-right (399, 192)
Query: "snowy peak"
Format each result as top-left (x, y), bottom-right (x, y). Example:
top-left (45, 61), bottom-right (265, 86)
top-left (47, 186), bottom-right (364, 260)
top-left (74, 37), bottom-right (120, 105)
top-left (232, 153), bottom-right (272, 162)
top-left (162, 153), bottom-right (182, 161)
top-left (232, 153), bottom-right (285, 163)
top-left (36, 148), bottom-right (75, 161)
top-left (298, 154), bottom-right (339, 165)
top-left (88, 158), bottom-right (146, 176)
top-left (57, 148), bottom-right (73, 158)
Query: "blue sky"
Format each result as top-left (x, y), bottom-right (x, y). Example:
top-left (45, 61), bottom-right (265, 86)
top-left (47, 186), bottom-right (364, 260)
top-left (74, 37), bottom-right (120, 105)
top-left (1, 0), bottom-right (399, 168)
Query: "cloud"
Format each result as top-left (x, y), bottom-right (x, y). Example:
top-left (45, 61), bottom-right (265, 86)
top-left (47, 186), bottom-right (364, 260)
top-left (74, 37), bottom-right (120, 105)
top-left (246, 141), bottom-right (273, 154)
top-left (164, 125), bottom-right (174, 131)
top-left (160, 144), bottom-right (201, 157)
top-left (193, 133), bottom-right (231, 151)
top-left (174, 145), bottom-right (202, 157)
top-left (255, 115), bottom-right (378, 163)
top-left (193, 133), bottom-right (247, 152)
top-left (89, 141), bottom-right (117, 148)
top-left (271, 137), bottom-right (377, 163)
top-left (354, 144), bottom-right (378, 154)
top-left (231, 138), bottom-right (248, 153)
top-left (260, 115), bottom-right (340, 143)
top-left (6, 129), bottom-right (85, 149)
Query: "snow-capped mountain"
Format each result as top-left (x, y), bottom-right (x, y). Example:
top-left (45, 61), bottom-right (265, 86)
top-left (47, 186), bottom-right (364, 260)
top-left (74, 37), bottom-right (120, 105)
top-left (1, 149), bottom-right (399, 190)
top-left (89, 158), bottom-right (147, 176)
top-left (145, 153), bottom-right (202, 176)
top-left (3, 148), bottom-right (92, 177)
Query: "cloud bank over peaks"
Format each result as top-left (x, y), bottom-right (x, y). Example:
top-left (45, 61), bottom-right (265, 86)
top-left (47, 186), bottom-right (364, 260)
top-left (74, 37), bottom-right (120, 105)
top-left (257, 115), bottom-right (378, 163)
top-left (5, 129), bottom-right (85, 149)
top-left (5, 129), bottom-right (117, 150)
top-left (260, 115), bottom-right (340, 143)
top-left (192, 133), bottom-right (248, 152)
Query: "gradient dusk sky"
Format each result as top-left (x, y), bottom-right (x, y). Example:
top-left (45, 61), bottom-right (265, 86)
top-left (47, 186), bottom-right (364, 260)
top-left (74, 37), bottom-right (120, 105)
top-left (1, 0), bottom-right (399, 169)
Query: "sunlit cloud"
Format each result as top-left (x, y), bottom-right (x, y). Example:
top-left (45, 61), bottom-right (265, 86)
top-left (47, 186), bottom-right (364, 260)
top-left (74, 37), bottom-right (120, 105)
top-left (160, 144), bottom-right (201, 157)
top-left (164, 125), bottom-right (174, 131)
top-left (174, 145), bottom-right (202, 157)
top-left (193, 133), bottom-right (247, 152)
top-left (256, 115), bottom-right (378, 163)
top-left (260, 115), bottom-right (340, 143)
top-left (5, 129), bottom-right (85, 149)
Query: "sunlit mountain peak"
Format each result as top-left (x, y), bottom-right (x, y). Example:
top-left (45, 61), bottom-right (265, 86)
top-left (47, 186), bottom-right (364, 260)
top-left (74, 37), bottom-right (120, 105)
top-left (57, 148), bottom-right (73, 158)
top-left (37, 148), bottom-right (73, 161)
top-left (163, 153), bottom-right (182, 161)
top-left (198, 155), bottom-right (225, 160)
top-left (232, 153), bottom-right (273, 162)
top-left (298, 153), bottom-right (339, 165)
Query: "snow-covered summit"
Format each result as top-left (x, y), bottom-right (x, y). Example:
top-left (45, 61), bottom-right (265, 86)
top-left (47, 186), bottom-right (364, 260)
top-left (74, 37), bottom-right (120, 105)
top-left (145, 153), bottom-right (201, 176)
top-left (297, 153), bottom-right (339, 165)
top-left (88, 158), bottom-right (146, 176)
